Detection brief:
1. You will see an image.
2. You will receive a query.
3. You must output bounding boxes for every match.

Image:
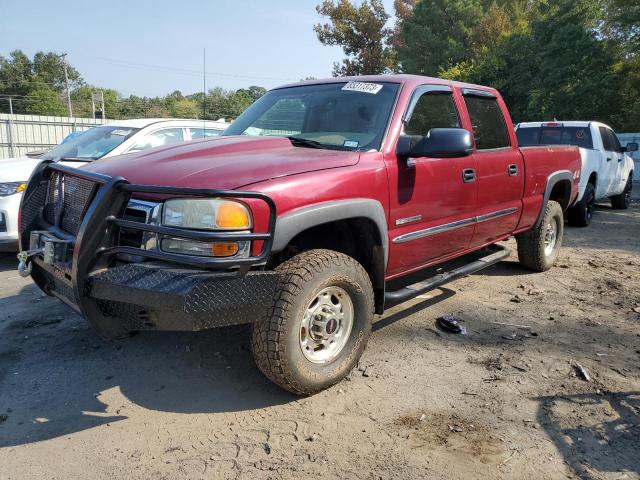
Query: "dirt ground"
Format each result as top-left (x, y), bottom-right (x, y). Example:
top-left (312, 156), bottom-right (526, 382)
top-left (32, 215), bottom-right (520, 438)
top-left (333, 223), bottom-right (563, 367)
top-left (1, 189), bottom-right (639, 480)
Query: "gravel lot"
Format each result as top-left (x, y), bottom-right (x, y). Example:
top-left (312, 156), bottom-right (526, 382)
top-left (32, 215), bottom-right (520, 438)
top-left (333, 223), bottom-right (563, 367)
top-left (1, 188), bottom-right (639, 480)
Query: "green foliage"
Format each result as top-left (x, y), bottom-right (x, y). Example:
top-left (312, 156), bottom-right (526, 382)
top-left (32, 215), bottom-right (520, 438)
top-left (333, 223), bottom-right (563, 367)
top-left (396, 0), bottom-right (483, 76)
top-left (0, 50), bottom-right (268, 121)
top-left (24, 84), bottom-right (67, 116)
top-left (395, 0), bottom-right (640, 131)
top-left (314, 0), bottom-right (394, 75)
top-left (603, 0), bottom-right (640, 53)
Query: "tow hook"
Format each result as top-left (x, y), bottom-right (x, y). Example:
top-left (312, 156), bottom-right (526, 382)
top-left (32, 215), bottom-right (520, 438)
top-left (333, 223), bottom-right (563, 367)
top-left (17, 249), bottom-right (42, 278)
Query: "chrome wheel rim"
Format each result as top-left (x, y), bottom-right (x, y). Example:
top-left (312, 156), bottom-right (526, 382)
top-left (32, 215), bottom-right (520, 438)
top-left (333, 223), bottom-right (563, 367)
top-left (300, 286), bottom-right (354, 364)
top-left (544, 218), bottom-right (558, 256)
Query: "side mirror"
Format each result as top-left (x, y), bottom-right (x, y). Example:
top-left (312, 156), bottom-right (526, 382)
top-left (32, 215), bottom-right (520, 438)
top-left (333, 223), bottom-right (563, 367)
top-left (624, 142), bottom-right (638, 153)
top-left (397, 128), bottom-right (473, 159)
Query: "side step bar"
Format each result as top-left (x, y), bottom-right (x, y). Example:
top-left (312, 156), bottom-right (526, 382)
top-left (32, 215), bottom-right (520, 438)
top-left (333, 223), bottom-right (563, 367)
top-left (384, 246), bottom-right (510, 308)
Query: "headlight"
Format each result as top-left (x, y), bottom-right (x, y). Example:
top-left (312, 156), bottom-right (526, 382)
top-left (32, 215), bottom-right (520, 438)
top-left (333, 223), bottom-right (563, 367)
top-left (0, 182), bottom-right (27, 197)
top-left (161, 199), bottom-right (252, 257)
top-left (163, 199), bottom-right (252, 230)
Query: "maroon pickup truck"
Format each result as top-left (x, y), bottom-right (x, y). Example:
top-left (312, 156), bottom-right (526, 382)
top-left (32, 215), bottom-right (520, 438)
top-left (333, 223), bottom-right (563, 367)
top-left (17, 75), bottom-right (580, 395)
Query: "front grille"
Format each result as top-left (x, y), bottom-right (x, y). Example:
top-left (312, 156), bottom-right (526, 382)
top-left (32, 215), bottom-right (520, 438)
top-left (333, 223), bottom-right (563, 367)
top-left (0, 212), bottom-right (6, 233)
top-left (119, 206), bottom-right (149, 247)
top-left (43, 172), bottom-right (97, 235)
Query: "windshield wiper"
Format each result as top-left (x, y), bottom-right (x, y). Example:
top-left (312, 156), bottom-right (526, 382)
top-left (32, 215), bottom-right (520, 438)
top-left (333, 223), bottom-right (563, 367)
top-left (286, 136), bottom-right (328, 149)
top-left (56, 156), bottom-right (95, 162)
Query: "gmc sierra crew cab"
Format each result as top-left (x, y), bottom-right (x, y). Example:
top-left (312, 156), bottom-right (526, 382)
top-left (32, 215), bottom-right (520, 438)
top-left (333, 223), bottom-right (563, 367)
top-left (17, 75), bottom-right (581, 395)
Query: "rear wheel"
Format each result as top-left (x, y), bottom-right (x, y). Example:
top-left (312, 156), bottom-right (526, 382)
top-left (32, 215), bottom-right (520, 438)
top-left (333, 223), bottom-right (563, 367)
top-left (611, 176), bottom-right (632, 210)
top-left (517, 200), bottom-right (564, 272)
top-left (251, 249), bottom-right (374, 395)
top-left (568, 182), bottom-right (595, 227)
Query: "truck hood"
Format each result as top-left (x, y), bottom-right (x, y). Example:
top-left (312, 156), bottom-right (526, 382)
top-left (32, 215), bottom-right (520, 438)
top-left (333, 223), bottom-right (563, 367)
top-left (0, 156), bottom-right (43, 182)
top-left (82, 136), bottom-right (360, 190)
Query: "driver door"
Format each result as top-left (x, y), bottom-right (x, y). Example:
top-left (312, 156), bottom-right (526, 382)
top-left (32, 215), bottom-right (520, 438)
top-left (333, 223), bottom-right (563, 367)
top-left (385, 85), bottom-right (477, 277)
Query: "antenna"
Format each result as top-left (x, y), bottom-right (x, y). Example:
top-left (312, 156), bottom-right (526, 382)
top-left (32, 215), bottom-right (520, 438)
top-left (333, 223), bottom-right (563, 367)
top-left (203, 48), bottom-right (206, 134)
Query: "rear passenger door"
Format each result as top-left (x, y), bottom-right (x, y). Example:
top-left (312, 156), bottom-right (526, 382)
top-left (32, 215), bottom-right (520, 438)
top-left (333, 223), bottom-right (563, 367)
top-left (598, 126), bottom-right (620, 196)
top-left (607, 128), bottom-right (627, 195)
top-left (461, 90), bottom-right (524, 248)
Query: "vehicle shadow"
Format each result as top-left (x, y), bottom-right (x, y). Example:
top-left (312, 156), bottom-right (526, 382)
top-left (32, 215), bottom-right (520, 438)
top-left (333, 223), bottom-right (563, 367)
top-left (0, 252), bottom-right (16, 272)
top-left (0, 285), bottom-right (294, 448)
top-left (535, 391), bottom-right (640, 480)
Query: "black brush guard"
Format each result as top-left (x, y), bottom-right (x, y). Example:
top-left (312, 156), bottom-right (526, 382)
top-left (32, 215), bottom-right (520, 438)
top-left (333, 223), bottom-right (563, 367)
top-left (19, 161), bottom-right (279, 339)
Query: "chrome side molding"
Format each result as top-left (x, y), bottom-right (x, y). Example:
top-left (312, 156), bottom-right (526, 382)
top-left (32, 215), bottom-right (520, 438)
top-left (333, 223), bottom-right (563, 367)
top-left (392, 207), bottom-right (518, 244)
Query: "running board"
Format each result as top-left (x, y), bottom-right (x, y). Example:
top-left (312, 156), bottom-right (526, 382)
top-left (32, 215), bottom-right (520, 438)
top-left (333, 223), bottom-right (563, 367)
top-left (384, 246), bottom-right (510, 308)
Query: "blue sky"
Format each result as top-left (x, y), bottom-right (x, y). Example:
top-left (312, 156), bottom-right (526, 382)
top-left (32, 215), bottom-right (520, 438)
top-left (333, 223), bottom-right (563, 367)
top-left (0, 0), bottom-right (396, 97)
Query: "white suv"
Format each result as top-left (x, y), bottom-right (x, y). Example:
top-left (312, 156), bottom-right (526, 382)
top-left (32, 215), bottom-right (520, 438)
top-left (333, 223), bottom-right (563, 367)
top-left (516, 121), bottom-right (637, 226)
top-left (0, 118), bottom-right (229, 250)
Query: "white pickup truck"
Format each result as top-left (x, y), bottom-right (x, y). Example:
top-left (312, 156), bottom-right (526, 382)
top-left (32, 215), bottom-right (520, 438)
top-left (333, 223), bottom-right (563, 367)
top-left (516, 121), bottom-right (637, 226)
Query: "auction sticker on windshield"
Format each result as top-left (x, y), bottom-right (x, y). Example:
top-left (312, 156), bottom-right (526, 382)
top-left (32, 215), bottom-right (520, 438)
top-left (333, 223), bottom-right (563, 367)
top-left (342, 82), bottom-right (383, 94)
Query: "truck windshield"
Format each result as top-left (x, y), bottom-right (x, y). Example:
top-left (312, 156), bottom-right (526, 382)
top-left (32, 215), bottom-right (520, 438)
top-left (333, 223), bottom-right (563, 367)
top-left (223, 82), bottom-right (400, 151)
top-left (41, 125), bottom-right (140, 161)
top-left (516, 126), bottom-right (593, 149)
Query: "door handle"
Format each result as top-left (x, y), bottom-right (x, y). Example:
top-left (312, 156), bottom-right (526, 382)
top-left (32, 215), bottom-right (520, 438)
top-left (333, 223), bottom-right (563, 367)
top-left (606, 157), bottom-right (612, 162)
top-left (508, 164), bottom-right (518, 176)
top-left (462, 168), bottom-right (476, 183)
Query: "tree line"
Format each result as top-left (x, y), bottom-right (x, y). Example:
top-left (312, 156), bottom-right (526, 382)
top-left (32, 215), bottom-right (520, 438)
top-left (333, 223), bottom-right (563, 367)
top-left (315, 0), bottom-right (640, 131)
top-left (0, 50), bottom-right (266, 121)
top-left (2, 1), bottom-right (638, 131)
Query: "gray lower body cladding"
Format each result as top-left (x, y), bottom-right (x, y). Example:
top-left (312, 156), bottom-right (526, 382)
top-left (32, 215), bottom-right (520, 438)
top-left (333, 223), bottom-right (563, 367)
top-left (33, 260), bottom-right (279, 331)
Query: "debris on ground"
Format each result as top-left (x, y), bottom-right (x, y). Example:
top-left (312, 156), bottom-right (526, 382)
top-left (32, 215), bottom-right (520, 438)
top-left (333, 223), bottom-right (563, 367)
top-left (436, 315), bottom-right (467, 334)
top-left (0, 414), bottom-right (8, 424)
top-left (571, 361), bottom-right (591, 381)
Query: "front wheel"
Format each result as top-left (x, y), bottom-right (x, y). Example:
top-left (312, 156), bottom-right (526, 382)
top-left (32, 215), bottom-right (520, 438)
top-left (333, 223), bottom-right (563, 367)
top-left (517, 200), bottom-right (564, 272)
top-left (610, 176), bottom-right (632, 210)
top-left (251, 249), bottom-right (374, 395)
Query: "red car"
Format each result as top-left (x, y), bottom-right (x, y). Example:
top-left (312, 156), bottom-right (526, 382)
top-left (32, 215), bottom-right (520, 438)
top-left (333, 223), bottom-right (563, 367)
top-left (18, 75), bottom-right (580, 395)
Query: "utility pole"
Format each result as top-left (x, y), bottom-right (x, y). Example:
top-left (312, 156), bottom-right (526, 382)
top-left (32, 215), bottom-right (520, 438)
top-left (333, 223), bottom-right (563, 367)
top-left (7, 96), bottom-right (15, 157)
top-left (60, 53), bottom-right (73, 118)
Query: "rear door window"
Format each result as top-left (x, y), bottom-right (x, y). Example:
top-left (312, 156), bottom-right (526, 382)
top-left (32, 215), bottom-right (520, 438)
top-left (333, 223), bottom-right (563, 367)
top-left (463, 95), bottom-right (510, 150)
top-left (599, 127), bottom-right (616, 151)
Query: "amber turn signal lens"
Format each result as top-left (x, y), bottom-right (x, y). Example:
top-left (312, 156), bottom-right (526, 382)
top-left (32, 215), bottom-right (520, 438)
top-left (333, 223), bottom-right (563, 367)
top-left (16, 183), bottom-right (27, 193)
top-left (212, 242), bottom-right (239, 257)
top-left (216, 202), bottom-right (251, 229)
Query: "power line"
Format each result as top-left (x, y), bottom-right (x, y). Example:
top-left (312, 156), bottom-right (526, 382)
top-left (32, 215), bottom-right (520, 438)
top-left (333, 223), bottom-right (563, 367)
top-left (77, 54), bottom-right (292, 82)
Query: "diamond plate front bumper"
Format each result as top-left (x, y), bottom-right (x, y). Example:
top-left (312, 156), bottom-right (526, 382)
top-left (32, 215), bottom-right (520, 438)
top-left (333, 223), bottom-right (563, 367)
top-left (89, 263), bottom-right (279, 330)
top-left (20, 161), bottom-right (278, 339)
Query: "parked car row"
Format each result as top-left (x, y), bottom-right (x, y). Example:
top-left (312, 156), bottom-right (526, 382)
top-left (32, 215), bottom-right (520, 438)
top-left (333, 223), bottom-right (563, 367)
top-left (0, 118), bottom-right (228, 250)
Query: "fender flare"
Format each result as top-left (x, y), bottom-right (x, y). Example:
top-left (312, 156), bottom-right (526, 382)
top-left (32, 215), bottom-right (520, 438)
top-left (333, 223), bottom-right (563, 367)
top-left (534, 170), bottom-right (573, 228)
top-left (272, 198), bottom-right (389, 267)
